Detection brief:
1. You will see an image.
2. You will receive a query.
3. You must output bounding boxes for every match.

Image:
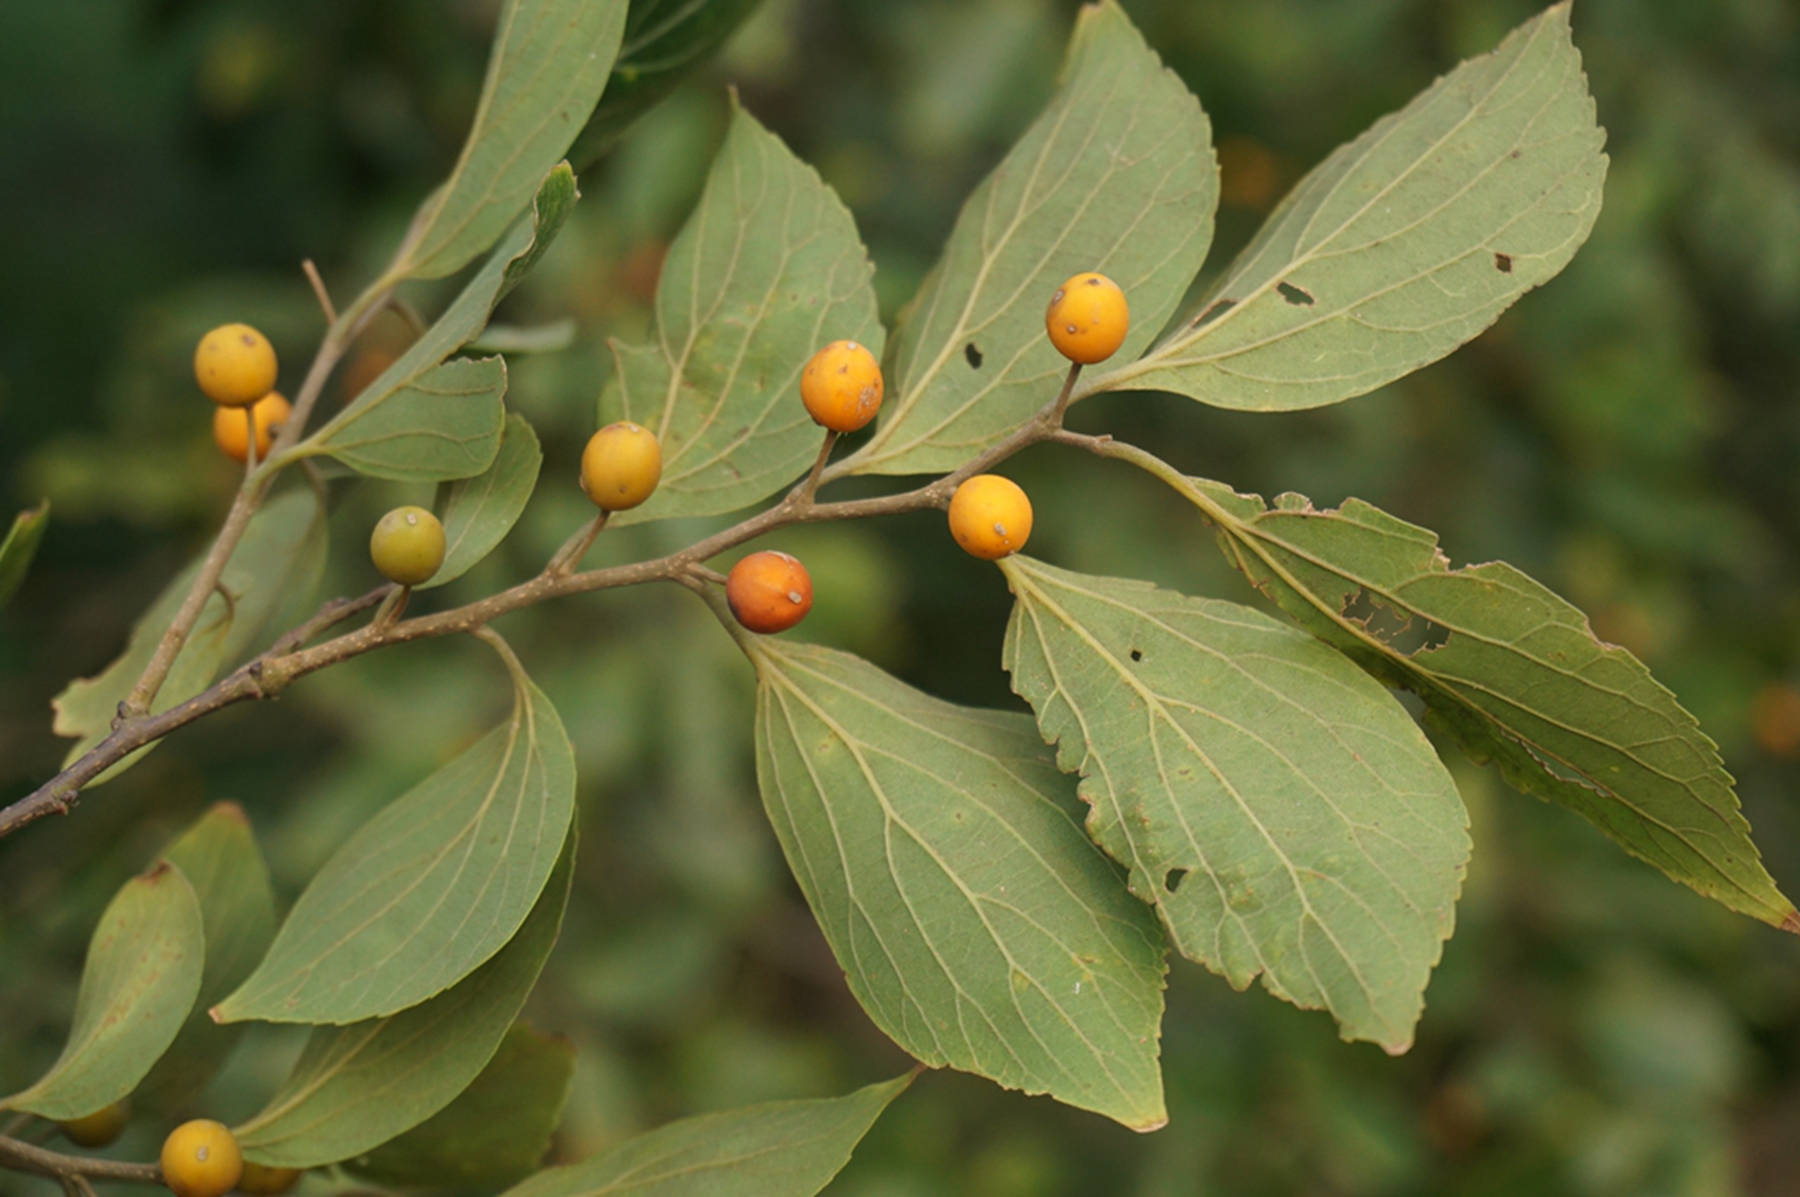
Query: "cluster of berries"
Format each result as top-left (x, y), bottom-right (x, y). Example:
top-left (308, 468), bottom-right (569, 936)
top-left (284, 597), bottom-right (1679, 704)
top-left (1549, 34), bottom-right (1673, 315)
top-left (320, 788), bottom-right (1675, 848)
top-left (195, 323), bottom-right (290, 464)
top-left (58, 1103), bottom-right (297, 1195)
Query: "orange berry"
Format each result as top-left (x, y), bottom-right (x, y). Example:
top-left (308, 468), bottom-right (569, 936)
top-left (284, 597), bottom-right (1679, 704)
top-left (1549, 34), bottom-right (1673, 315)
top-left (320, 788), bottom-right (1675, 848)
top-left (211, 391), bottom-right (291, 462)
top-left (194, 323), bottom-right (278, 406)
top-left (237, 1161), bottom-right (304, 1194)
top-left (581, 422), bottom-right (663, 511)
top-left (948, 475), bottom-right (1033, 560)
top-left (369, 506), bottom-right (446, 587)
top-left (159, 1119), bottom-right (242, 1197)
top-left (726, 551), bottom-right (813, 634)
top-left (799, 340), bottom-right (884, 433)
top-left (59, 1098), bottom-right (130, 1148)
top-left (1045, 272), bottom-right (1129, 364)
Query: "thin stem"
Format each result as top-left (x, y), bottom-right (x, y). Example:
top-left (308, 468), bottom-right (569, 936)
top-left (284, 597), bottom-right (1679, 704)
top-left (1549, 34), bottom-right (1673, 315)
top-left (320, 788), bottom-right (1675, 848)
top-left (0, 1135), bottom-right (161, 1186)
top-left (546, 512), bottom-right (609, 577)
top-left (302, 259), bottom-right (338, 325)
top-left (796, 430), bottom-right (839, 502)
top-left (370, 586), bottom-right (411, 633)
top-left (242, 406), bottom-right (259, 473)
top-left (1047, 360), bottom-right (1083, 425)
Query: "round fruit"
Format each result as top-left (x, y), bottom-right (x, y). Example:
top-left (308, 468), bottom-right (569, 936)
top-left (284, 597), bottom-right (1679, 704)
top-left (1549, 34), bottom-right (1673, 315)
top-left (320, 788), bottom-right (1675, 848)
top-left (194, 323), bottom-right (278, 406)
top-left (59, 1098), bottom-right (130, 1148)
top-left (1044, 272), bottom-right (1129, 364)
top-left (581, 421), bottom-right (663, 511)
top-left (799, 340), bottom-right (884, 433)
top-left (948, 474), bottom-right (1033, 560)
top-left (159, 1119), bottom-right (242, 1197)
top-left (369, 506), bottom-right (446, 587)
top-left (726, 551), bottom-right (813, 634)
top-left (211, 391), bottom-right (291, 463)
top-left (237, 1162), bottom-right (304, 1194)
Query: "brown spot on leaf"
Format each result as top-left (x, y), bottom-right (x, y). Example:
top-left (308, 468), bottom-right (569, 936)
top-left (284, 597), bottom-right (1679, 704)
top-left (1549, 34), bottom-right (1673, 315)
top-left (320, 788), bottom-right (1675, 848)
top-left (1194, 298), bottom-right (1236, 328)
top-left (1164, 868), bottom-right (1187, 893)
top-left (964, 342), bottom-right (983, 368)
top-left (1276, 280), bottom-right (1314, 306)
top-left (1494, 252), bottom-right (1513, 273)
top-left (141, 860), bottom-right (173, 882)
top-left (1783, 910), bottom-right (1800, 935)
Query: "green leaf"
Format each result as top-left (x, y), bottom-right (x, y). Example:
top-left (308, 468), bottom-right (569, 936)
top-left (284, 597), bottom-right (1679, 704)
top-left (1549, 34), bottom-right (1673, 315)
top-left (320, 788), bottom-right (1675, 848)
top-left (137, 803), bottom-right (278, 1110)
top-left (422, 412), bottom-right (544, 590)
top-left (599, 102), bottom-right (881, 524)
top-left (2, 862), bottom-right (204, 1119)
top-left (215, 668), bottom-right (576, 1024)
top-left (501, 1072), bottom-right (913, 1197)
top-left (840, 1), bottom-right (1216, 476)
top-left (467, 319), bottom-right (579, 355)
top-left (569, 0), bottom-right (764, 170)
top-left (1000, 557), bottom-right (1469, 1052)
top-left (1179, 476), bottom-right (1800, 934)
top-left (1092, 3), bottom-right (1606, 413)
top-left (302, 356), bottom-right (508, 483)
top-left (390, 0), bottom-right (627, 281)
top-left (296, 164), bottom-right (578, 480)
top-left (52, 487), bottom-right (327, 781)
top-left (347, 1024), bottom-right (574, 1190)
top-left (751, 641), bottom-right (1167, 1129)
top-left (0, 500), bottom-right (49, 608)
top-left (235, 826), bottom-right (576, 1169)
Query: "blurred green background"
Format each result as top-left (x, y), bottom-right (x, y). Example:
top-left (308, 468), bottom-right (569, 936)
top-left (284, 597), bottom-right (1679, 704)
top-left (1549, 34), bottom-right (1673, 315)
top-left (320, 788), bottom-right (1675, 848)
top-left (3, 1), bottom-right (1799, 1193)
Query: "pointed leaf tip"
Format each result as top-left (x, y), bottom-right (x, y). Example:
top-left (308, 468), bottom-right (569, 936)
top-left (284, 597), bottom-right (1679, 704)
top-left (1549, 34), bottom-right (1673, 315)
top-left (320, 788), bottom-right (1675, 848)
top-left (1783, 910), bottom-right (1800, 936)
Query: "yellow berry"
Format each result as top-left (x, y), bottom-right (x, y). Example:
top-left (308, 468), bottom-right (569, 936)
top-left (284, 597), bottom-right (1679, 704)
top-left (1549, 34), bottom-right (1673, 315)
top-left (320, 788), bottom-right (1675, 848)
top-left (799, 340), bottom-right (884, 433)
top-left (194, 323), bottom-right (278, 407)
top-left (581, 421), bottom-right (663, 511)
top-left (1044, 272), bottom-right (1129, 364)
top-left (159, 1119), bottom-right (242, 1197)
top-left (211, 391), bottom-right (291, 462)
top-left (59, 1098), bottom-right (130, 1148)
top-left (948, 474), bottom-right (1033, 560)
top-left (726, 551), bottom-right (813, 634)
top-left (237, 1161), bottom-right (304, 1194)
top-left (369, 506), bottom-right (446, 587)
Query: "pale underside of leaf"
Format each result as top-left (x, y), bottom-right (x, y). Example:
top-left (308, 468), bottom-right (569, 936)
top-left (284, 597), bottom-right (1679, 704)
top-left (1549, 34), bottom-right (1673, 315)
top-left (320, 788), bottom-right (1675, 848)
top-left (2, 863), bottom-right (205, 1119)
top-left (235, 827), bottom-right (575, 1169)
top-left (1001, 557), bottom-right (1469, 1052)
top-left (303, 356), bottom-right (508, 483)
top-left (500, 1072), bottom-right (913, 1197)
top-left (1178, 476), bottom-right (1799, 933)
top-left (844, 0), bottom-right (1217, 475)
top-left (601, 103), bottom-right (882, 524)
top-left (752, 640), bottom-right (1167, 1129)
top-left (1091, 2), bottom-right (1606, 413)
top-left (423, 411), bottom-right (544, 589)
top-left (215, 673), bottom-right (576, 1025)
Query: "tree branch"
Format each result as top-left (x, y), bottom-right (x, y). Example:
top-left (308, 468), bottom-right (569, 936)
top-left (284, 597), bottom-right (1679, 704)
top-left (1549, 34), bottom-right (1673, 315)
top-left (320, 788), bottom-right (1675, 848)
top-left (0, 1135), bottom-right (161, 1187)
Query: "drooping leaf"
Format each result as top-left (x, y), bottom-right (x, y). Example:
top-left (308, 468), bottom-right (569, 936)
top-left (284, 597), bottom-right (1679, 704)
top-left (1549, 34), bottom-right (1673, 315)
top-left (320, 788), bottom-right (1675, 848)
top-left (599, 102), bottom-right (881, 524)
top-left (841, 1), bottom-right (1215, 476)
top-left (501, 1072), bottom-right (913, 1197)
top-left (751, 641), bottom-right (1167, 1129)
top-left (467, 319), bottom-right (579, 355)
top-left (389, 0), bottom-right (626, 281)
top-left (137, 803), bottom-right (278, 1110)
top-left (52, 487), bottom-right (327, 781)
top-left (234, 827), bottom-right (575, 1169)
top-left (295, 164), bottom-right (577, 480)
top-left (422, 412), bottom-right (544, 590)
top-left (0, 500), bottom-right (49, 608)
top-left (1000, 557), bottom-right (1470, 1052)
top-left (1089, 3), bottom-right (1606, 413)
top-left (347, 1024), bottom-right (574, 1190)
top-left (1176, 475), bottom-right (1800, 934)
top-left (569, 0), bottom-right (764, 170)
top-left (215, 669), bottom-right (576, 1024)
top-left (2, 863), bottom-right (204, 1119)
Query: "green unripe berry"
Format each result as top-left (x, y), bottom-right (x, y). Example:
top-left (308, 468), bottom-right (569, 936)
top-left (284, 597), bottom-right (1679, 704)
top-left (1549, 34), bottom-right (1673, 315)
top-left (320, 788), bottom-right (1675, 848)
top-left (369, 506), bottom-right (446, 587)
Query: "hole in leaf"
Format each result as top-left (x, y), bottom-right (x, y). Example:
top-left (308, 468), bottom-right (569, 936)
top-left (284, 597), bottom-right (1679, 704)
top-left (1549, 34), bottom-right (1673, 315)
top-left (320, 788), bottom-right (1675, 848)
top-left (1341, 586), bottom-right (1450, 656)
top-left (1164, 868), bottom-right (1188, 893)
top-left (1276, 280), bottom-right (1314, 306)
top-left (964, 342), bottom-right (983, 369)
top-left (1494, 252), bottom-right (1513, 273)
top-left (1193, 298), bottom-right (1235, 329)
top-left (1129, 648), bottom-right (1143, 662)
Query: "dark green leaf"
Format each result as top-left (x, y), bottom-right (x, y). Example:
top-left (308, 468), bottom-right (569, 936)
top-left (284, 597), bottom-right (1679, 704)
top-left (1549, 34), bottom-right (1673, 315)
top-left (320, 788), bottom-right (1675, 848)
top-left (1180, 476), bottom-right (1800, 934)
top-left (234, 827), bottom-right (576, 1169)
top-left (752, 641), bottom-right (1167, 1128)
top-left (347, 1024), bottom-right (574, 1189)
top-left (1002, 557), bottom-right (1470, 1051)
top-left (0, 500), bottom-right (49, 608)
top-left (422, 412), bottom-right (544, 590)
top-left (1091, 3), bottom-right (1606, 412)
top-left (501, 1072), bottom-right (913, 1197)
top-left (390, 0), bottom-right (626, 281)
top-left (215, 670), bottom-right (576, 1024)
top-left (842, 1), bottom-right (1215, 476)
top-left (600, 102), bottom-right (881, 523)
top-left (2, 863), bottom-right (204, 1119)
